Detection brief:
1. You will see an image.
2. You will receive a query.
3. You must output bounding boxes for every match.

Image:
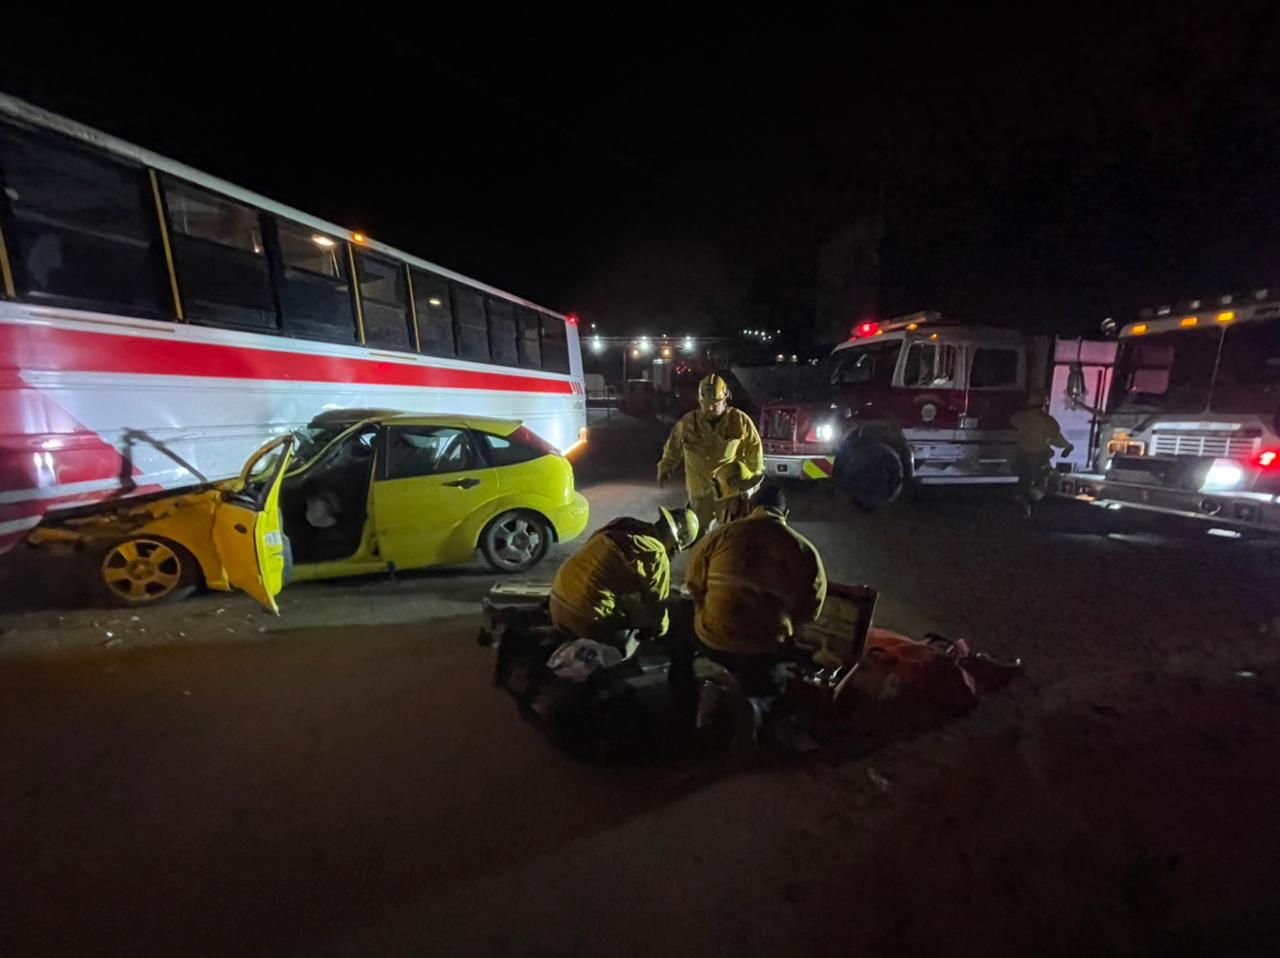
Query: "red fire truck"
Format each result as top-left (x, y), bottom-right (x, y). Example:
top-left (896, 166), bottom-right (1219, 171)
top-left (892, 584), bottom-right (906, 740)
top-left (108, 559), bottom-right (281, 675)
top-left (757, 312), bottom-right (1060, 506)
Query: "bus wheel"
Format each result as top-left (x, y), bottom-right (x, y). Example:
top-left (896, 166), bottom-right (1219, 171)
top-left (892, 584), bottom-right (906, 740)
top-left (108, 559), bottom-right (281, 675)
top-left (837, 441), bottom-right (905, 511)
top-left (95, 536), bottom-right (199, 607)
top-left (481, 511), bottom-right (551, 573)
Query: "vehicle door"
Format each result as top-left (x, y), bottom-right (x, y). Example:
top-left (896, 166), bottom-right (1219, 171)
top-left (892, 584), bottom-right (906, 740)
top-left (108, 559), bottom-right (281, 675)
top-left (963, 344), bottom-right (1025, 431)
top-left (900, 338), bottom-right (963, 437)
top-left (211, 436), bottom-right (294, 614)
top-left (371, 424), bottom-right (497, 568)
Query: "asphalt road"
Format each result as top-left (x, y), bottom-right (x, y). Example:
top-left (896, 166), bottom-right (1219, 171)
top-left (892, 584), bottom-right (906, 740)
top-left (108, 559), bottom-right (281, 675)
top-left (3, 410), bottom-right (1280, 955)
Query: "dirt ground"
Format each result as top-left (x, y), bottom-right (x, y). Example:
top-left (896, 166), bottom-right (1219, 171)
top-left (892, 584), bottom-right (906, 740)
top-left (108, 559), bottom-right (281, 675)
top-left (3, 412), bottom-right (1280, 955)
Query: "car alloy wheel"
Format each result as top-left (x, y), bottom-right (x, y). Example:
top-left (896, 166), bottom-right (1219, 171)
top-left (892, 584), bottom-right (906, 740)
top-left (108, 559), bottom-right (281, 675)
top-left (99, 537), bottom-right (194, 606)
top-left (482, 512), bottom-right (550, 572)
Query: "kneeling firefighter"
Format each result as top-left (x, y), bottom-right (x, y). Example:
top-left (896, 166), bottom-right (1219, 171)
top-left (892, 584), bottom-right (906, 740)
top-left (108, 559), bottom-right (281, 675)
top-left (683, 485), bottom-right (827, 698)
top-left (550, 507), bottom-right (700, 644)
top-left (657, 374), bottom-right (763, 534)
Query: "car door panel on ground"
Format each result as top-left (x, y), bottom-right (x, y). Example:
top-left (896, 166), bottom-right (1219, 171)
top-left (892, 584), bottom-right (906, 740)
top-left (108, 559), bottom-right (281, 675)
top-left (371, 425), bottom-right (497, 569)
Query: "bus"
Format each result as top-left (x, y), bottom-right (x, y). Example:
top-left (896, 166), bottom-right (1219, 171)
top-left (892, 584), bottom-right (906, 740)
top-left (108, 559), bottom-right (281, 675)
top-left (0, 93), bottom-right (586, 551)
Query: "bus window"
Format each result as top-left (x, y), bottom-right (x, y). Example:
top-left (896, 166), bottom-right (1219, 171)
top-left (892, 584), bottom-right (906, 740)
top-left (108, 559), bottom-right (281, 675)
top-left (163, 178), bottom-right (277, 330)
top-left (542, 314), bottom-right (570, 373)
top-left (411, 269), bottom-right (455, 357)
top-left (354, 251), bottom-right (412, 351)
top-left (517, 307), bottom-right (542, 368)
top-left (487, 297), bottom-right (518, 366)
top-left (453, 284), bottom-right (490, 361)
top-left (273, 218), bottom-right (356, 344)
top-left (0, 124), bottom-right (167, 317)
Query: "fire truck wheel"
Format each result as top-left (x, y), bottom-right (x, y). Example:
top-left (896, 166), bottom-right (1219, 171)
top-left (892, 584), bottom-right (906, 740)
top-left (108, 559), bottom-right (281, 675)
top-left (837, 441), bottom-right (905, 510)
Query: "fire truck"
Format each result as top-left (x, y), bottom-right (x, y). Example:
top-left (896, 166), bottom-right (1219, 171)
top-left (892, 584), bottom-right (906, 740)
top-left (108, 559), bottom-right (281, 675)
top-left (756, 312), bottom-right (1054, 506)
top-left (1056, 295), bottom-right (1280, 534)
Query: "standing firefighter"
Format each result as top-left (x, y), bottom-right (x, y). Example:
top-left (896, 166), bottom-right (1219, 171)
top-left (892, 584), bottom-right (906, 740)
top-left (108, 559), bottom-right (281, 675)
top-left (657, 374), bottom-right (763, 533)
top-left (1010, 391), bottom-right (1073, 517)
top-left (550, 507), bottom-right (700, 644)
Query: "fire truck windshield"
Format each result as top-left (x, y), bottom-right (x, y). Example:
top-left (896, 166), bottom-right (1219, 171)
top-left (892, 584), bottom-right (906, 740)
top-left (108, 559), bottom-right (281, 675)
top-left (1112, 328), bottom-right (1221, 414)
top-left (1211, 319), bottom-right (1280, 414)
top-left (827, 340), bottom-right (903, 387)
top-left (1111, 318), bottom-right (1280, 416)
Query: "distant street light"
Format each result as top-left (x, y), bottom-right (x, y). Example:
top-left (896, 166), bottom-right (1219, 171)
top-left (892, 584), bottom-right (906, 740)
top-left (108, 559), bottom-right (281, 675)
top-left (591, 336), bottom-right (604, 353)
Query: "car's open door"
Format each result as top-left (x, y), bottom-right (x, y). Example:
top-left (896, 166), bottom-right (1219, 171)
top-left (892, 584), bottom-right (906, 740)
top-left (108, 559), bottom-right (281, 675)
top-left (212, 436), bottom-right (294, 614)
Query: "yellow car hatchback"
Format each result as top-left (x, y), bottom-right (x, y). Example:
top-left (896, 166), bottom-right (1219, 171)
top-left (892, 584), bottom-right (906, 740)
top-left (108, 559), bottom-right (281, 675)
top-left (284, 414), bottom-right (589, 582)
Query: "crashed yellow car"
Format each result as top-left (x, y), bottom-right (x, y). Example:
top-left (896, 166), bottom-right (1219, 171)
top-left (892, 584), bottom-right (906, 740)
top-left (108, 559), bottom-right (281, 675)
top-left (28, 437), bottom-right (293, 612)
top-left (281, 413), bottom-right (590, 582)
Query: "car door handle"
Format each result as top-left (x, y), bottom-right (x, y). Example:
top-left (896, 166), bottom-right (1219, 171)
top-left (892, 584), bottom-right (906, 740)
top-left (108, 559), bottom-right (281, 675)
top-left (442, 478), bottom-right (481, 489)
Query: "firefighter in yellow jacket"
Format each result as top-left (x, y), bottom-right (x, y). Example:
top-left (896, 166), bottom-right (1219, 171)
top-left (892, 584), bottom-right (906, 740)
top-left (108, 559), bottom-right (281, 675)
top-left (550, 507), bottom-right (699, 644)
top-left (657, 374), bottom-right (763, 533)
top-left (684, 485), bottom-right (826, 696)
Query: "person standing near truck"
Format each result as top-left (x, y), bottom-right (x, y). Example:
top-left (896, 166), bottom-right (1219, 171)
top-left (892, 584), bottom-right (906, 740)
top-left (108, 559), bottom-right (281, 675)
top-left (1010, 392), bottom-right (1073, 517)
top-left (657, 374), bottom-right (763, 534)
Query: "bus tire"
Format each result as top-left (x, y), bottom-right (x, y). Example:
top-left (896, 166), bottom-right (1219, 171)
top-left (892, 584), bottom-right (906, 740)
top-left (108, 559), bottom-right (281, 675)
top-left (836, 441), bottom-right (906, 511)
top-left (93, 535), bottom-right (201, 608)
top-left (480, 511), bottom-right (552, 573)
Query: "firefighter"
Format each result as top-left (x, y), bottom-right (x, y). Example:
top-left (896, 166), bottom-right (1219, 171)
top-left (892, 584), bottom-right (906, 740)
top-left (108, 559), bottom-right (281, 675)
top-left (550, 507), bottom-right (699, 645)
top-left (657, 373), bottom-right (763, 534)
top-left (710, 459), bottom-right (760, 527)
top-left (683, 485), bottom-right (827, 699)
top-left (1010, 391), bottom-right (1074, 517)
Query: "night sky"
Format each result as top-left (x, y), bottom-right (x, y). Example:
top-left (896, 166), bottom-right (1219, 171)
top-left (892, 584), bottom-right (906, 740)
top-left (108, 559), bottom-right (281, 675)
top-left (4, 4), bottom-right (1280, 344)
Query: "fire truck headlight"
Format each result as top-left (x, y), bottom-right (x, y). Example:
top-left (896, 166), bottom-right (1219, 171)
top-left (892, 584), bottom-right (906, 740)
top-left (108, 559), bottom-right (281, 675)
top-left (1202, 459), bottom-right (1245, 492)
top-left (815, 422), bottom-right (835, 443)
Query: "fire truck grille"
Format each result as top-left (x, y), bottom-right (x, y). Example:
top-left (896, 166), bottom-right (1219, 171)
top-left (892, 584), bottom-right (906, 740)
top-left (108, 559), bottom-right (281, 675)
top-left (1150, 432), bottom-right (1256, 458)
top-left (762, 408), bottom-right (797, 441)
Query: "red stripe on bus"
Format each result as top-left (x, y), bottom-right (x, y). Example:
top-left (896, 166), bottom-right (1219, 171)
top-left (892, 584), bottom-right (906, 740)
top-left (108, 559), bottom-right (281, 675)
top-left (0, 323), bottom-right (575, 394)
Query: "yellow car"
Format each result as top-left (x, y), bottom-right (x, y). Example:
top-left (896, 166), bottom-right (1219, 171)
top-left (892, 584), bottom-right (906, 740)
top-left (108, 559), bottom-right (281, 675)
top-left (282, 414), bottom-right (589, 582)
top-left (29, 436), bottom-right (294, 612)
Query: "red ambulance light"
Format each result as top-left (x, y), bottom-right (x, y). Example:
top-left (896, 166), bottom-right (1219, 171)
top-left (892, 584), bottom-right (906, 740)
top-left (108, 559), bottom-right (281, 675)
top-left (853, 321), bottom-right (880, 338)
top-left (1255, 448), bottom-right (1279, 469)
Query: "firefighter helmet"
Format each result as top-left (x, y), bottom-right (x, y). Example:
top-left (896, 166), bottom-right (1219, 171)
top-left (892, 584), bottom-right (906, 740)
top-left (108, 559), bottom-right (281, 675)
top-left (658, 506), bottom-right (700, 551)
top-left (697, 374), bottom-right (729, 403)
top-left (712, 460), bottom-right (757, 499)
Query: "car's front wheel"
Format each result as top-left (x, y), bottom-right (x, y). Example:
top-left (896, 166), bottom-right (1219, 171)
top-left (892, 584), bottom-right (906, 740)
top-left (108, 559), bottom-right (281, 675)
top-left (480, 511), bottom-right (551, 573)
top-left (95, 535), bottom-right (200, 607)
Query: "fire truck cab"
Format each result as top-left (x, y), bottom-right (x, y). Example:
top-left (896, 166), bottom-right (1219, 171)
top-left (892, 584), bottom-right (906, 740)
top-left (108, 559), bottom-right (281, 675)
top-left (759, 313), bottom-right (1036, 507)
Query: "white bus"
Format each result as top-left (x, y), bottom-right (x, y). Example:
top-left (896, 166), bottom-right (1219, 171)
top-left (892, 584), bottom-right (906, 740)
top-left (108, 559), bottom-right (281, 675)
top-left (0, 93), bottom-right (586, 551)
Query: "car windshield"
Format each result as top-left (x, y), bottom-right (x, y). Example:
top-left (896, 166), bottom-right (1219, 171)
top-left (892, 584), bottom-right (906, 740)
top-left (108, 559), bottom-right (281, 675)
top-left (293, 422), bottom-right (368, 467)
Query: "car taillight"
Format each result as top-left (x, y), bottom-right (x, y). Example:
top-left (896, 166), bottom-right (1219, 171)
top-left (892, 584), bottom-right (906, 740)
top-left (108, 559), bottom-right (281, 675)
top-left (511, 426), bottom-right (559, 457)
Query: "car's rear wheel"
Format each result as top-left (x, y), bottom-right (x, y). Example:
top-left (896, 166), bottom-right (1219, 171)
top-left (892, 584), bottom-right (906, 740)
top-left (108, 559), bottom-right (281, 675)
top-left (95, 536), bottom-right (199, 607)
top-left (480, 511), bottom-right (551, 573)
